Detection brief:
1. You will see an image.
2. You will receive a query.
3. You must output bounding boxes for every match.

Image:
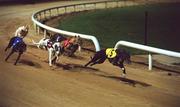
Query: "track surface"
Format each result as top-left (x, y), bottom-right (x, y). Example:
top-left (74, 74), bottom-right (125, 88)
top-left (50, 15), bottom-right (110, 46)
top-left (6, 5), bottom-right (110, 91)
top-left (0, 1), bottom-right (180, 107)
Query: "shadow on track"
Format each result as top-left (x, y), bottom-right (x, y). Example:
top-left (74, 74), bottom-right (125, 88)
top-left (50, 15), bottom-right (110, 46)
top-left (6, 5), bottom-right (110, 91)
top-left (54, 63), bottom-right (151, 87)
top-left (19, 59), bottom-right (42, 68)
top-left (99, 74), bottom-right (152, 87)
top-left (54, 63), bottom-right (112, 76)
top-left (55, 63), bottom-right (99, 71)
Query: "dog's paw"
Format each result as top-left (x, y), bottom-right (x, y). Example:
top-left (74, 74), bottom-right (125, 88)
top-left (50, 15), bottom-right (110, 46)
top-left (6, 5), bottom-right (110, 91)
top-left (49, 64), bottom-right (52, 67)
top-left (121, 73), bottom-right (126, 78)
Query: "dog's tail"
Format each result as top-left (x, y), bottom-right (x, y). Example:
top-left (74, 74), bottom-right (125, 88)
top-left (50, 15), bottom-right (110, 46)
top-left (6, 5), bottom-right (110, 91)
top-left (31, 39), bottom-right (39, 45)
top-left (31, 39), bottom-right (41, 49)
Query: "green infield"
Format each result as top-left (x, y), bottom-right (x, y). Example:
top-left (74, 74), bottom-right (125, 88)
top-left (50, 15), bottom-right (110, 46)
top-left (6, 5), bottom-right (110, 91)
top-left (58, 3), bottom-right (180, 53)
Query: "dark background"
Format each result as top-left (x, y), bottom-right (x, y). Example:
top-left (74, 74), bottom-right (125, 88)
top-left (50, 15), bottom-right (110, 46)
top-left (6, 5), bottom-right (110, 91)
top-left (0, 0), bottom-right (72, 5)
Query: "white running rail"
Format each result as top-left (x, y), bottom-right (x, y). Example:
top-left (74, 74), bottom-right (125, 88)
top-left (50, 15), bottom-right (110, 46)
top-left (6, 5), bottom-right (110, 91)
top-left (32, 0), bottom-right (179, 52)
top-left (31, 0), bottom-right (143, 52)
top-left (114, 41), bottom-right (180, 70)
top-left (32, 16), bottom-right (100, 51)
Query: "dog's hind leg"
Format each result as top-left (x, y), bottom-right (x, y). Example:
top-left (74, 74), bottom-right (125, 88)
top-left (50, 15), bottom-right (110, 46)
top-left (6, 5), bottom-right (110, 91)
top-left (5, 46), bottom-right (10, 52)
top-left (84, 60), bottom-right (92, 67)
top-left (90, 57), bottom-right (106, 66)
top-left (5, 43), bottom-right (11, 51)
top-left (14, 53), bottom-right (22, 65)
top-left (5, 37), bottom-right (15, 51)
top-left (90, 60), bottom-right (101, 66)
top-left (84, 55), bottom-right (101, 67)
top-left (52, 56), bottom-right (58, 65)
top-left (5, 50), bottom-right (14, 61)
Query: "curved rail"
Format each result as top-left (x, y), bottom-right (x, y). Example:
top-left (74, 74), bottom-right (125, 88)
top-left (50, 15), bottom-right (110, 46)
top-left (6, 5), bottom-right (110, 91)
top-left (32, 0), bottom-right (142, 51)
top-left (114, 41), bottom-right (180, 70)
top-left (32, 15), bottom-right (100, 51)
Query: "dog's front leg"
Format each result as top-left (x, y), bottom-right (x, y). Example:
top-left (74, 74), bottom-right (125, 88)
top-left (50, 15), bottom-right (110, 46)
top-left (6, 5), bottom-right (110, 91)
top-left (78, 45), bottom-right (81, 52)
top-left (55, 54), bottom-right (59, 64)
top-left (48, 48), bottom-right (52, 66)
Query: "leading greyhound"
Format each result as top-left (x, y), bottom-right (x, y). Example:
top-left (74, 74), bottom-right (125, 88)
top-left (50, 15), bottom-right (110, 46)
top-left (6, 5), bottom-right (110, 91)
top-left (85, 48), bottom-right (131, 77)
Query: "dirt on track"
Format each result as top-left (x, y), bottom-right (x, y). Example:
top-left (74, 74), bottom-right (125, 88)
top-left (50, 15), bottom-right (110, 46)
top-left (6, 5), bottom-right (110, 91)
top-left (0, 1), bottom-right (180, 107)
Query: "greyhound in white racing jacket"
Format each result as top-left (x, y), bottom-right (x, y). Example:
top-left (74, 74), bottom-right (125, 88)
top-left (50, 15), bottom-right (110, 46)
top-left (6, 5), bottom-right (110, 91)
top-left (32, 38), bottom-right (64, 66)
top-left (47, 41), bottom-right (64, 66)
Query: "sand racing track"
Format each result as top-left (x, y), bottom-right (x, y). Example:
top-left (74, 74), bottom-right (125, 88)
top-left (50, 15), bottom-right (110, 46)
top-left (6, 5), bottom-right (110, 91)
top-left (0, 0), bottom-right (179, 107)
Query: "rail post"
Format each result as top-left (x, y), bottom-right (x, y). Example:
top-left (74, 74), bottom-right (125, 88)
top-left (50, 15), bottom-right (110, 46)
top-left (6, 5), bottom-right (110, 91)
top-left (148, 53), bottom-right (152, 70)
top-left (33, 22), bottom-right (37, 33)
top-left (44, 29), bottom-right (47, 38)
top-left (37, 26), bottom-right (40, 35)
